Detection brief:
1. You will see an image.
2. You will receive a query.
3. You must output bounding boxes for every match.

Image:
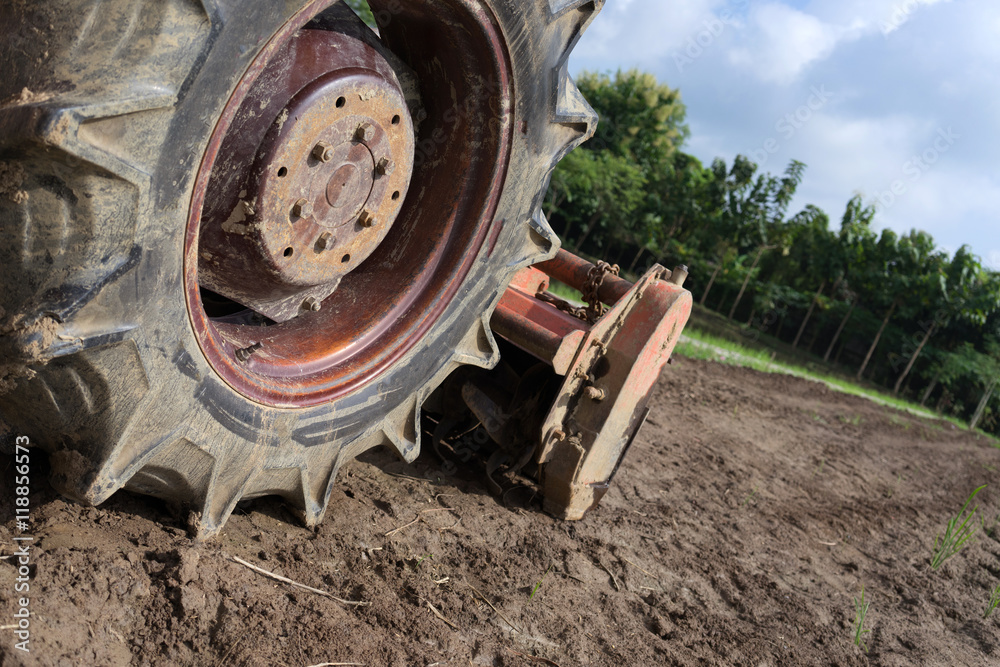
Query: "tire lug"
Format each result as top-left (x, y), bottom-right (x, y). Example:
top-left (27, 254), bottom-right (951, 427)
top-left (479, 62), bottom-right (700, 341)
top-left (302, 297), bottom-right (322, 312)
top-left (292, 198), bottom-right (313, 219)
top-left (358, 210), bottom-right (375, 227)
top-left (312, 142), bottom-right (335, 162)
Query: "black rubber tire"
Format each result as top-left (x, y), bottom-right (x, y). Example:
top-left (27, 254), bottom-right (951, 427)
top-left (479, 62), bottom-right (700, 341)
top-left (0, 0), bottom-right (603, 538)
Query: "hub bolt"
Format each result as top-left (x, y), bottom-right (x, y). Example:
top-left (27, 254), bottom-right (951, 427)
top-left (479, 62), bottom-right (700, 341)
top-left (585, 386), bottom-right (606, 402)
top-left (358, 210), bottom-right (375, 228)
top-left (302, 297), bottom-right (322, 312)
top-left (354, 123), bottom-right (376, 144)
top-left (234, 342), bottom-right (263, 363)
top-left (312, 142), bottom-right (335, 162)
top-left (292, 198), bottom-right (313, 219)
top-left (376, 157), bottom-right (395, 176)
top-left (316, 232), bottom-right (334, 251)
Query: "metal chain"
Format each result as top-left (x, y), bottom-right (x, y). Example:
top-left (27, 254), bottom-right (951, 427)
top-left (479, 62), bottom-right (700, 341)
top-left (534, 260), bottom-right (620, 324)
top-left (582, 261), bottom-right (619, 323)
top-left (535, 290), bottom-right (588, 321)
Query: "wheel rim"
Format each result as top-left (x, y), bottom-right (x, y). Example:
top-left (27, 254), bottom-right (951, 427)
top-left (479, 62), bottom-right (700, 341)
top-left (184, 0), bottom-right (513, 408)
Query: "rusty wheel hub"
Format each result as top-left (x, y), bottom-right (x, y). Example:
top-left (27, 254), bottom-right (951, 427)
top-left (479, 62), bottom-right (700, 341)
top-left (198, 28), bottom-right (414, 322)
top-left (184, 1), bottom-right (513, 408)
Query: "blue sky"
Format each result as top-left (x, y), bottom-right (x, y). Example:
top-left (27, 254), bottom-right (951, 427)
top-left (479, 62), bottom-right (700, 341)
top-left (570, 0), bottom-right (999, 271)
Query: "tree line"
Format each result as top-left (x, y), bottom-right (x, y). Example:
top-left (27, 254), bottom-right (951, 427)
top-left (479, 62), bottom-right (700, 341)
top-left (547, 70), bottom-right (1000, 435)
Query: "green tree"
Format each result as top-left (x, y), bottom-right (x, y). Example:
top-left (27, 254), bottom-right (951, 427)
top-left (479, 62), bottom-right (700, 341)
top-left (577, 69), bottom-right (690, 170)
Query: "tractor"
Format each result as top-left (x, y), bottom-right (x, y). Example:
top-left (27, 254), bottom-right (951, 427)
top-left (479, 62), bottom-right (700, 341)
top-left (0, 0), bottom-right (690, 538)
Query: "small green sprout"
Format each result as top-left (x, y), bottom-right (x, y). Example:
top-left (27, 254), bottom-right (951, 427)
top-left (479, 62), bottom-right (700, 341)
top-left (853, 585), bottom-right (872, 653)
top-left (741, 485), bottom-right (760, 508)
top-left (985, 584), bottom-right (1000, 619)
top-left (529, 564), bottom-right (553, 600)
top-left (931, 484), bottom-right (987, 570)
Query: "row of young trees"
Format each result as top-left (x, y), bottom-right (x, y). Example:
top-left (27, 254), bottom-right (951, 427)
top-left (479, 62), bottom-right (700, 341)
top-left (547, 70), bottom-right (1000, 434)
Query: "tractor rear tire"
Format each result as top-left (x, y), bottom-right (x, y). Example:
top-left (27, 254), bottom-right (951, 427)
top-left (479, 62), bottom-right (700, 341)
top-left (0, 0), bottom-right (603, 538)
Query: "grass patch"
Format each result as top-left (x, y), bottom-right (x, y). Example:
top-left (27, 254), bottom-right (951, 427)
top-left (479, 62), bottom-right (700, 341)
top-left (931, 485), bottom-right (987, 570)
top-left (675, 327), bottom-right (974, 430)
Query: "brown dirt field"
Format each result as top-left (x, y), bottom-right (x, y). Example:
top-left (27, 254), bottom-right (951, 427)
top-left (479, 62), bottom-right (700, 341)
top-left (2, 356), bottom-right (1000, 666)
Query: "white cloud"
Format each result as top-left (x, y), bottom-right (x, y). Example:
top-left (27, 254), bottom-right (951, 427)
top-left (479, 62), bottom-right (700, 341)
top-left (727, 4), bottom-right (853, 84)
top-left (572, 0), bottom-right (732, 69)
top-left (806, 0), bottom-right (951, 31)
top-left (723, 0), bottom-right (957, 84)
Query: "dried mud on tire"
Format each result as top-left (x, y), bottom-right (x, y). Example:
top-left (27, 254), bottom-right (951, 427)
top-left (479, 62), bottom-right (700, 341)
top-left (3, 356), bottom-right (1000, 666)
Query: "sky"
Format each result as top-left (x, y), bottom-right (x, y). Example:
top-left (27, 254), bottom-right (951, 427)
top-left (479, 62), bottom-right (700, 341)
top-left (569, 0), bottom-right (999, 272)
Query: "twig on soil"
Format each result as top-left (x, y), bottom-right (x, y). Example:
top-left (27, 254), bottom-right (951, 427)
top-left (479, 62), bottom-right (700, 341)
top-left (426, 600), bottom-right (460, 631)
top-left (437, 517), bottom-right (462, 533)
top-left (305, 663), bottom-right (364, 666)
top-left (384, 508), bottom-right (457, 537)
top-left (505, 647), bottom-right (563, 666)
top-left (229, 555), bottom-right (369, 607)
top-left (555, 568), bottom-right (587, 585)
top-left (467, 583), bottom-right (521, 634)
top-left (0, 625), bottom-right (18, 631)
top-left (596, 558), bottom-right (621, 592)
top-left (384, 517), bottom-right (421, 536)
top-left (622, 556), bottom-right (654, 578)
top-left (381, 470), bottom-right (430, 484)
top-left (817, 540), bottom-right (839, 547)
top-left (214, 627), bottom-right (246, 667)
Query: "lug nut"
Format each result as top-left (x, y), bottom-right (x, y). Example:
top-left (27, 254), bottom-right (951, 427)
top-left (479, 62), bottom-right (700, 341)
top-left (552, 429), bottom-right (567, 442)
top-left (376, 157), bottom-right (395, 176)
top-left (312, 142), bottom-right (335, 162)
top-left (354, 122), bottom-right (375, 144)
top-left (302, 297), bottom-right (322, 312)
top-left (292, 198), bottom-right (313, 219)
top-left (358, 210), bottom-right (375, 227)
top-left (316, 232), bottom-right (334, 251)
top-left (584, 386), bottom-right (606, 402)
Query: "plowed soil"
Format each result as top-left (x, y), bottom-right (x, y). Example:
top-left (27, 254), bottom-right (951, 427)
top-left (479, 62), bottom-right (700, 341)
top-left (3, 356), bottom-right (1000, 666)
